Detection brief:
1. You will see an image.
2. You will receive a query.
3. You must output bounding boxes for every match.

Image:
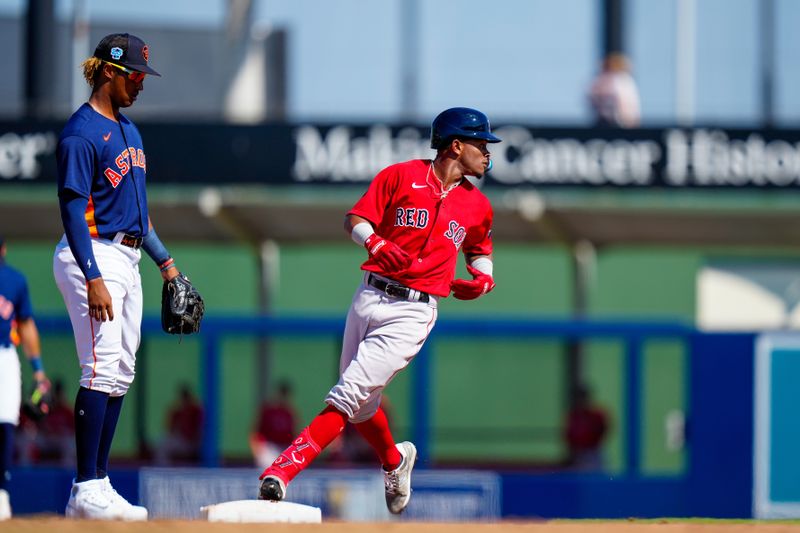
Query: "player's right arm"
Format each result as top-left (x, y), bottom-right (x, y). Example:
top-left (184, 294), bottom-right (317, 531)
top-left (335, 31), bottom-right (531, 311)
top-left (15, 275), bottom-right (50, 390)
top-left (345, 166), bottom-right (411, 274)
top-left (57, 135), bottom-right (114, 321)
top-left (345, 214), bottom-right (411, 274)
top-left (17, 318), bottom-right (49, 387)
top-left (344, 214), bottom-right (371, 236)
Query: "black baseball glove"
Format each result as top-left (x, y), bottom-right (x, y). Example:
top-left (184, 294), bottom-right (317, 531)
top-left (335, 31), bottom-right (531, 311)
top-left (22, 380), bottom-right (52, 421)
top-left (161, 272), bottom-right (205, 335)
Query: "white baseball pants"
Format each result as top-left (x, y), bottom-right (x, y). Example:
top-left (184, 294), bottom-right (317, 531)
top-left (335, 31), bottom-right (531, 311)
top-left (53, 235), bottom-right (142, 396)
top-left (325, 274), bottom-right (438, 423)
top-left (0, 345), bottom-right (21, 425)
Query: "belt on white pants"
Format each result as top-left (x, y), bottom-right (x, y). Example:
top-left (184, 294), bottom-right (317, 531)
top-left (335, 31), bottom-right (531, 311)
top-left (366, 273), bottom-right (430, 303)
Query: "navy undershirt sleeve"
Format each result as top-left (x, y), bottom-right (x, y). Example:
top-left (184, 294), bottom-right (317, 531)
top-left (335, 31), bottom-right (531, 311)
top-left (57, 135), bottom-right (94, 198)
top-left (59, 190), bottom-right (102, 280)
top-left (15, 275), bottom-right (33, 320)
top-left (141, 229), bottom-right (171, 266)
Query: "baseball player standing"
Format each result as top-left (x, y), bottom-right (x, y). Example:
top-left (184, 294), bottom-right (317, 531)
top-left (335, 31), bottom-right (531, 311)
top-left (53, 33), bottom-right (183, 520)
top-left (0, 237), bottom-right (50, 521)
top-left (258, 107), bottom-right (499, 514)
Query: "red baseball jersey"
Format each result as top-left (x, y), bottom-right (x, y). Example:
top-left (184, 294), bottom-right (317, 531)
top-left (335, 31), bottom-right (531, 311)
top-left (349, 159), bottom-right (493, 297)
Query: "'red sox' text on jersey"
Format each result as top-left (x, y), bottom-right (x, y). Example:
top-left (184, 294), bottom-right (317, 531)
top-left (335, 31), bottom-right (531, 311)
top-left (349, 158), bottom-right (493, 297)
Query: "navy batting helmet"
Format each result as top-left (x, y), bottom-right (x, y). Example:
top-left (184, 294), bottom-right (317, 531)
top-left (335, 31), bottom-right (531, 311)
top-left (430, 107), bottom-right (501, 149)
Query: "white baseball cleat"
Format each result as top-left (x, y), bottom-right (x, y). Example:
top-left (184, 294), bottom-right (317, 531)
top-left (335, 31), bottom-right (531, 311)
top-left (0, 488), bottom-right (11, 521)
top-left (101, 476), bottom-right (148, 521)
top-left (383, 441), bottom-right (417, 514)
top-left (65, 478), bottom-right (123, 520)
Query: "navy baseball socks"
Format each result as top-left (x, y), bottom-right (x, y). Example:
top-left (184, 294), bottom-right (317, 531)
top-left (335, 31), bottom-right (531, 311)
top-left (68, 388), bottom-right (147, 520)
top-left (0, 423), bottom-right (13, 520)
top-left (74, 387), bottom-right (109, 482)
top-left (0, 423), bottom-right (12, 491)
top-left (96, 395), bottom-right (124, 479)
top-left (73, 388), bottom-right (125, 481)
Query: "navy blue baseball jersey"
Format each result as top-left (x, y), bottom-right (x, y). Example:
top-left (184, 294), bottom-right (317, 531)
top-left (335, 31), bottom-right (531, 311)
top-left (57, 103), bottom-right (149, 239)
top-left (0, 259), bottom-right (32, 346)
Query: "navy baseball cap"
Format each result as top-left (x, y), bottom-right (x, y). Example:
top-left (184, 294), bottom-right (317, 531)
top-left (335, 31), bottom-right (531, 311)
top-left (93, 33), bottom-right (161, 76)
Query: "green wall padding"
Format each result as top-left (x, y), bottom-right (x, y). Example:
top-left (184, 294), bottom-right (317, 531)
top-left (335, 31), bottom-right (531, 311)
top-left (4, 240), bottom-right (705, 470)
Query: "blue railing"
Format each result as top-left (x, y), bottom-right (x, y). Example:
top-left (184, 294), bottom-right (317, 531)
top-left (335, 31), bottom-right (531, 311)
top-left (36, 315), bottom-right (693, 474)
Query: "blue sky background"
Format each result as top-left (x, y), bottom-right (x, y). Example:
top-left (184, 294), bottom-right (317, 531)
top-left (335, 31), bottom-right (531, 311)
top-left (2, 0), bottom-right (799, 126)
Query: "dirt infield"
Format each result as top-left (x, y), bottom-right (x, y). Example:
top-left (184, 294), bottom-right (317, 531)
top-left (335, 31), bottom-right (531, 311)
top-left (3, 519), bottom-right (800, 533)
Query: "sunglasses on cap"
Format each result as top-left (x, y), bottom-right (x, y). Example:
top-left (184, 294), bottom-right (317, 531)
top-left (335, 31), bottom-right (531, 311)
top-left (105, 61), bottom-right (146, 83)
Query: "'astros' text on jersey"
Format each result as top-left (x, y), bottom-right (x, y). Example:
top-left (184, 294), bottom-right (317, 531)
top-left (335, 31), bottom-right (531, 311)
top-left (57, 103), bottom-right (149, 239)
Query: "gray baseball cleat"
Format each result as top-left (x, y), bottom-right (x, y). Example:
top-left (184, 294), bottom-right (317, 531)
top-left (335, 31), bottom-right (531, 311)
top-left (259, 475), bottom-right (286, 501)
top-left (383, 441), bottom-right (417, 514)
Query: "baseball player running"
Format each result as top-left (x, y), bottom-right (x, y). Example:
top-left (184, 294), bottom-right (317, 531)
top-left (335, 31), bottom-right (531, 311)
top-left (258, 107), bottom-right (499, 514)
top-left (0, 237), bottom-right (50, 521)
top-left (53, 33), bottom-right (184, 520)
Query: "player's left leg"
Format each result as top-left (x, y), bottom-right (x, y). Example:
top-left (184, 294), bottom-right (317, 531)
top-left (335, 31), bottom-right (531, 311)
top-left (326, 286), bottom-right (437, 424)
top-left (96, 395), bottom-right (123, 480)
top-left (258, 405), bottom-right (348, 501)
top-left (258, 284), bottom-right (373, 501)
top-left (0, 344), bottom-right (20, 519)
top-left (0, 423), bottom-right (13, 520)
top-left (353, 405), bottom-right (401, 469)
top-left (329, 293), bottom-right (435, 515)
top-left (60, 272), bottom-right (125, 485)
top-left (98, 263), bottom-right (146, 521)
top-left (56, 241), bottom-right (144, 520)
top-left (353, 402), bottom-right (417, 514)
top-left (98, 263), bottom-right (141, 479)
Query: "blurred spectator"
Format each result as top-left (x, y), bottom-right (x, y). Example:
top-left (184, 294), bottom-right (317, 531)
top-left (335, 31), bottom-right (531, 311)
top-left (588, 52), bottom-right (641, 128)
top-left (155, 384), bottom-right (203, 465)
top-left (564, 385), bottom-right (609, 471)
top-left (250, 381), bottom-right (297, 469)
top-left (14, 409), bottom-right (39, 467)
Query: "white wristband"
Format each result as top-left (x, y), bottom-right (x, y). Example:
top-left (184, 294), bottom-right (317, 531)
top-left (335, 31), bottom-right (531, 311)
top-left (470, 256), bottom-right (493, 276)
top-left (350, 222), bottom-right (375, 246)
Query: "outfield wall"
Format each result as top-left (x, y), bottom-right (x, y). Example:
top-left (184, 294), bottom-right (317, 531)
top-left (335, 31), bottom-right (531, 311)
top-left (4, 328), bottom-right (762, 519)
top-left (10, 241), bottom-right (798, 472)
top-left (7, 241), bottom-right (701, 473)
top-left (10, 310), bottom-right (800, 520)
